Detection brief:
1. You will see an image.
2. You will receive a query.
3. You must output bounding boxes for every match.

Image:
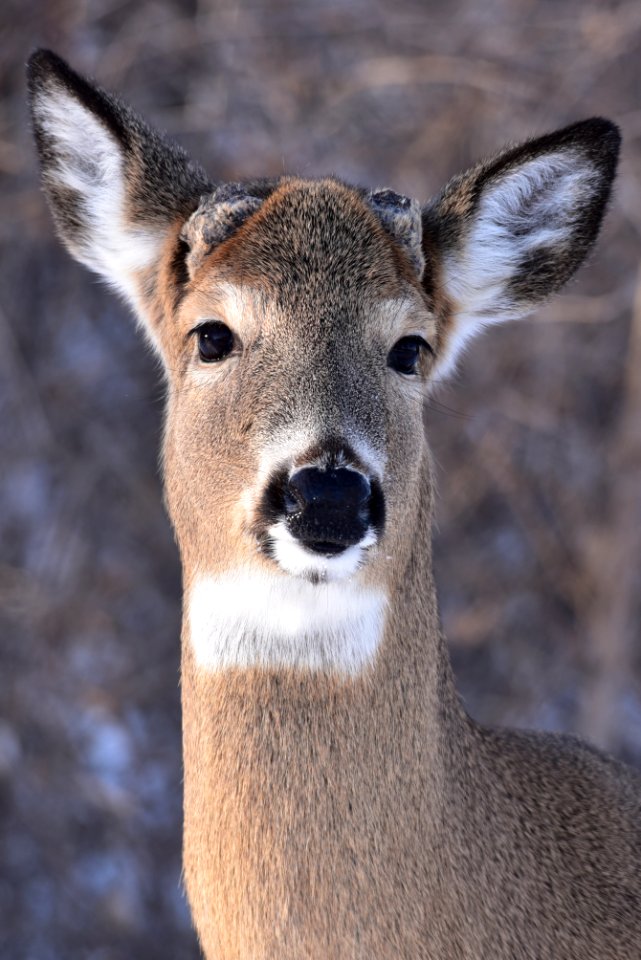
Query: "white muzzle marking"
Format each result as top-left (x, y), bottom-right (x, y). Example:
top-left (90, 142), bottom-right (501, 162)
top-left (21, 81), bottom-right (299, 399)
top-left (267, 521), bottom-right (377, 581)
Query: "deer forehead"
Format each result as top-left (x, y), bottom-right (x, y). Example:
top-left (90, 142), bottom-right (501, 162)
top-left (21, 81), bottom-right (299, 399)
top-left (172, 179), bottom-right (427, 326)
top-left (189, 178), bottom-right (420, 280)
top-left (175, 180), bottom-right (435, 348)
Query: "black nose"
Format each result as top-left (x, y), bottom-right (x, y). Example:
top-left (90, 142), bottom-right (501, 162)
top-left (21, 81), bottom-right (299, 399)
top-left (284, 467), bottom-right (373, 555)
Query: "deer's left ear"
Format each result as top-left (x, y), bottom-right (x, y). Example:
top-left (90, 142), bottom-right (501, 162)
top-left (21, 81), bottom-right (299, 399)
top-left (422, 118), bottom-right (620, 376)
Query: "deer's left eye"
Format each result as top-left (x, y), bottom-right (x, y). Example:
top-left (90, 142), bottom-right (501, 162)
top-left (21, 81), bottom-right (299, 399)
top-left (387, 336), bottom-right (432, 375)
top-left (194, 321), bottom-right (235, 363)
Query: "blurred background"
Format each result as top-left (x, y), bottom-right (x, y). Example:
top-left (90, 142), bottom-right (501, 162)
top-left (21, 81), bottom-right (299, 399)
top-left (1, 0), bottom-right (640, 956)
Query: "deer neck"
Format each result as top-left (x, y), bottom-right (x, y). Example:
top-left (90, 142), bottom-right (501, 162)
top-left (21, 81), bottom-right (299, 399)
top-left (180, 456), bottom-right (469, 953)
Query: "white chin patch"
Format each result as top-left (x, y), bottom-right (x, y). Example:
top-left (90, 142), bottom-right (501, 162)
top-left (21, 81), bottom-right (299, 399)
top-left (188, 569), bottom-right (388, 675)
top-left (267, 520), bottom-right (376, 582)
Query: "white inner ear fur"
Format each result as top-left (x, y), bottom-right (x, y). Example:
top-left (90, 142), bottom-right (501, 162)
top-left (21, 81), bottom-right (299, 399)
top-left (188, 570), bottom-right (388, 675)
top-left (437, 150), bottom-right (597, 378)
top-left (34, 86), bottom-right (163, 314)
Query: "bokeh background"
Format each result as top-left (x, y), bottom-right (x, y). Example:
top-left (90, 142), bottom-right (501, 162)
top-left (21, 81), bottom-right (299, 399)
top-left (1, 1), bottom-right (640, 956)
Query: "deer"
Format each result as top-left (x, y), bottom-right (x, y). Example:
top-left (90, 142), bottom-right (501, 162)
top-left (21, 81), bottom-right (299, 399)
top-left (28, 48), bottom-right (641, 960)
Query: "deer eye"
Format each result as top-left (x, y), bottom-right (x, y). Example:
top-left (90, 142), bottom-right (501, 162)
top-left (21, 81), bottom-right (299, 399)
top-left (195, 321), bottom-right (235, 363)
top-left (387, 336), bottom-right (432, 375)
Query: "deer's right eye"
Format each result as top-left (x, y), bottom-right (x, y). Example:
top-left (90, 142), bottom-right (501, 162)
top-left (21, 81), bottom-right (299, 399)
top-left (195, 321), bottom-right (235, 363)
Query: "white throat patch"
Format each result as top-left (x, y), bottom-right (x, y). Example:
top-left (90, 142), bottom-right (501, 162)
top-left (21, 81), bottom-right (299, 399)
top-left (188, 570), bottom-right (388, 675)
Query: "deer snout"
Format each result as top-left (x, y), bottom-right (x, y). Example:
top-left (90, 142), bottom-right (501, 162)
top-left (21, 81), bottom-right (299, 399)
top-left (258, 460), bottom-right (385, 579)
top-left (284, 467), bottom-right (373, 555)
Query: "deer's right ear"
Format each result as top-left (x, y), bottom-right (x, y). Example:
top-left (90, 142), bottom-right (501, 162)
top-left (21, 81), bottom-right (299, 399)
top-left (27, 50), bottom-right (210, 339)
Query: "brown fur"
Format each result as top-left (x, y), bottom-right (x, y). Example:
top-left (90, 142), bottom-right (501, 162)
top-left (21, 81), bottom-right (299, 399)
top-left (27, 50), bottom-right (639, 960)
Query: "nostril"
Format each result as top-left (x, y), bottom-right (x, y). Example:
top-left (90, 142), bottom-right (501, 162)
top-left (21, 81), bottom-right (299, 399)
top-left (283, 485), bottom-right (304, 516)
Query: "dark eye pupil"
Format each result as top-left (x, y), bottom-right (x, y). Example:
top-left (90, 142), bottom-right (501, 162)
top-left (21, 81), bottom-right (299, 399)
top-left (387, 336), bottom-right (428, 375)
top-left (197, 321), bottom-right (234, 362)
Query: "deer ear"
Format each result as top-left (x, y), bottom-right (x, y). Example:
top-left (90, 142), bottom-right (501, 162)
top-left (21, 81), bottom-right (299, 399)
top-left (423, 118), bottom-right (620, 377)
top-left (27, 49), bottom-right (210, 328)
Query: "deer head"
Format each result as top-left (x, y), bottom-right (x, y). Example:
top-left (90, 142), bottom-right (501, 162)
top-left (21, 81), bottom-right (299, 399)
top-left (28, 50), bottom-right (619, 676)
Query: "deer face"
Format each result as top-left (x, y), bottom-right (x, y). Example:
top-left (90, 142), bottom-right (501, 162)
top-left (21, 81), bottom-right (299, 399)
top-left (29, 50), bottom-right (619, 672)
top-left (162, 179), bottom-right (434, 594)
